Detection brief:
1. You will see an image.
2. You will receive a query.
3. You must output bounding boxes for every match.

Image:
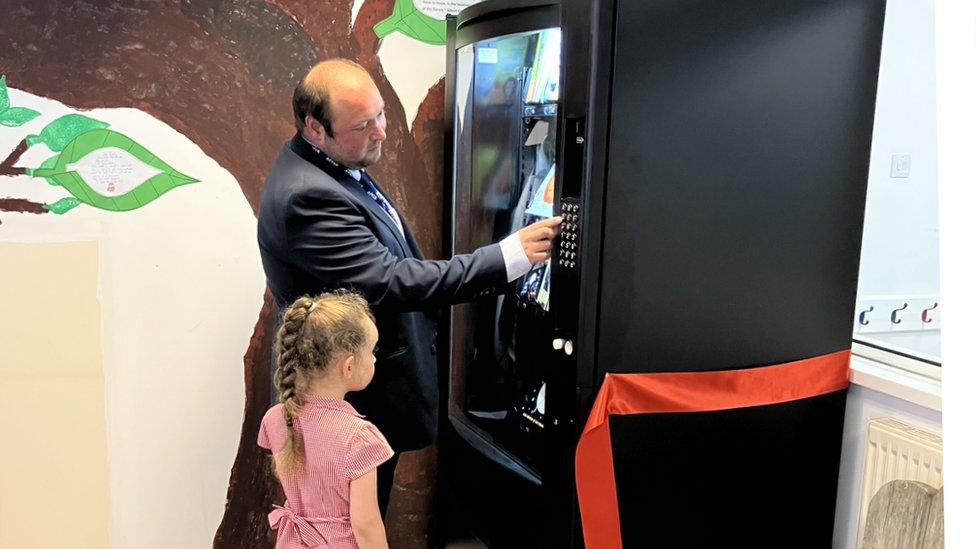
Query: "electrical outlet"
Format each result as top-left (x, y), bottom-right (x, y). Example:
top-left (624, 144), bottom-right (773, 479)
top-left (890, 154), bottom-right (911, 178)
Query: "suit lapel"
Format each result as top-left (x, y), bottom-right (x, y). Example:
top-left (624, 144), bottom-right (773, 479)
top-left (290, 134), bottom-right (411, 257)
top-left (340, 177), bottom-right (411, 257)
top-left (362, 171), bottom-right (419, 258)
top-left (367, 177), bottom-right (425, 259)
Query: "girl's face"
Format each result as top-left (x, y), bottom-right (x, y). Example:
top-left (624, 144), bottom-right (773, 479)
top-left (350, 320), bottom-right (379, 391)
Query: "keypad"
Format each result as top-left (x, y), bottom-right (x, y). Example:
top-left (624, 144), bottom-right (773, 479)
top-left (557, 199), bottom-right (581, 269)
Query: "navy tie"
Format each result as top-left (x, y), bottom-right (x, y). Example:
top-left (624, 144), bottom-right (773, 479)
top-left (359, 173), bottom-right (404, 236)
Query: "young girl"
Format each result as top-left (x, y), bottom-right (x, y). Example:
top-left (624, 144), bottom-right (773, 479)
top-left (258, 291), bottom-right (393, 549)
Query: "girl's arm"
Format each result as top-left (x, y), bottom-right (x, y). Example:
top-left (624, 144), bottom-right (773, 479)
top-left (350, 468), bottom-right (389, 549)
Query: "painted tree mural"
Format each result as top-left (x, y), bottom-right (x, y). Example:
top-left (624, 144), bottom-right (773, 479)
top-left (0, 1), bottom-right (447, 546)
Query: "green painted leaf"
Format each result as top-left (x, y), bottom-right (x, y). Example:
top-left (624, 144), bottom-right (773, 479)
top-left (26, 113), bottom-right (109, 151)
top-left (39, 154), bottom-right (59, 169)
top-left (0, 106), bottom-right (41, 127)
top-left (0, 75), bottom-right (9, 112)
top-left (374, 0), bottom-right (447, 46)
top-left (0, 76), bottom-right (41, 125)
top-left (45, 197), bottom-right (82, 215)
top-left (29, 129), bottom-right (200, 212)
top-left (25, 154), bottom-right (63, 186)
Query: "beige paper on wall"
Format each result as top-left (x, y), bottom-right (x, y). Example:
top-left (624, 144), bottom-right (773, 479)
top-left (0, 241), bottom-right (108, 549)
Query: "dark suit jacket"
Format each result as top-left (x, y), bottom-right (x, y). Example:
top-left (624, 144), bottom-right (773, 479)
top-left (258, 134), bottom-right (507, 451)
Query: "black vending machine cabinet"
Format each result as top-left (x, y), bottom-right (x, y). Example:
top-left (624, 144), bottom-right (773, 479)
top-left (441, 0), bottom-right (885, 547)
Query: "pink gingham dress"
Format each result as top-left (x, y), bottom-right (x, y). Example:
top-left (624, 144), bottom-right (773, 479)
top-left (258, 395), bottom-right (394, 548)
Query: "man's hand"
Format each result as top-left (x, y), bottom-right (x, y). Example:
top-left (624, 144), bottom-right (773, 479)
top-left (518, 216), bottom-right (562, 264)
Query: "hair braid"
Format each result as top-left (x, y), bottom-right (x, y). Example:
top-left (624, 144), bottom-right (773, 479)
top-left (272, 296), bottom-right (315, 475)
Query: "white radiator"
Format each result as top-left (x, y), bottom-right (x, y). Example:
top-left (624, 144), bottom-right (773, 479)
top-left (856, 418), bottom-right (943, 548)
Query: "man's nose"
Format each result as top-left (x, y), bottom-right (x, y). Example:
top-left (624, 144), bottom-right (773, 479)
top-left (372, 123), bottom-right (387, 142)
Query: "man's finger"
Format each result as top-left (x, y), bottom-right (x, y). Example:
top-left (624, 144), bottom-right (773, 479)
top-left (528, 216), bottom-right (562, 232)
top-left (528, 227), bottom-right (556, 241)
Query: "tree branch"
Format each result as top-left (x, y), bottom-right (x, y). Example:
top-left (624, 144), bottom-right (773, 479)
top-left (354, 0), bottom-right (396, 56)
top-left (0, 198), bottom-right (49, 214)
top-left (0, 140), bottom-right (29, 176)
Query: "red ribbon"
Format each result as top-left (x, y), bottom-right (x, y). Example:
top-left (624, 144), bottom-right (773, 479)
top-left (574, 349), bottom-right (851, 549)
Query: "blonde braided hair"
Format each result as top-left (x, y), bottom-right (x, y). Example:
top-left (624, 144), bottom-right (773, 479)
top-left (272, 290), bottom-right (374, 476)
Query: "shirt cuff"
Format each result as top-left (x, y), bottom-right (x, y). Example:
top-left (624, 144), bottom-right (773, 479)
top-left (500, 232), bottom-right (532, 282)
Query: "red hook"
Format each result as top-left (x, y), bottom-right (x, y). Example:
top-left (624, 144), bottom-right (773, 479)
top-left (922, 302), bottom-right (939, 324)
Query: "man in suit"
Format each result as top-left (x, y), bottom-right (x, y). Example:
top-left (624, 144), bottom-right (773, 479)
top-left (258, 59), bottom-right (560, 513)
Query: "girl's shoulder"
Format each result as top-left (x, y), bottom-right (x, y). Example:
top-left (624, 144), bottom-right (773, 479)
top-left (345, 419), bottom-right (395, 479)
top-left (261, 403), bottom-right (285, 425)
top-left (347, 419), bottom-right (393, 457)
top-left (257, 404), bottom-right (285, 450)
top-left (353, 418), bottom-right (386, 438)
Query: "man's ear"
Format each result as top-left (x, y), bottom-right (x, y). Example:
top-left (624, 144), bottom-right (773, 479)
top-left (304, 115), bottom-right (324, 140)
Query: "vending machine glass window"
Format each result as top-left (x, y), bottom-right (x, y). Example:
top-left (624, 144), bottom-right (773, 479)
top-left (450, 27), bottom-right (561, 480)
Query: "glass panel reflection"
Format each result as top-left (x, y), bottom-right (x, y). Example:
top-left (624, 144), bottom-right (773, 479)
top-left (451, 28), bottom-right (561, 476)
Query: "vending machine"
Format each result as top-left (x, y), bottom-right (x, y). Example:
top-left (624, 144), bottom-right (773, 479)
top-left (442, 0), bottom-right (886, 546)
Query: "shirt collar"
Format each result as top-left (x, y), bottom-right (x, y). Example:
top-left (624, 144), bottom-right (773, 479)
top-left (300, 135), bottom-right (363, 181)
top-left (302, 394), bottom-right (365, 418)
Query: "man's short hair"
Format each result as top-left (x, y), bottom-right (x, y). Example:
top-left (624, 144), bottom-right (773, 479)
top-left (292, 59), bottom-right (371, 138)
top-left (292, 79), bottom-right (332, 137)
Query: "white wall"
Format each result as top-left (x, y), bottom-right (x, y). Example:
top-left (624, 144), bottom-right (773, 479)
top-left (857, 0), bottom-right (938, 297)
top-left (934, 0), bottom-right (976, 546)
